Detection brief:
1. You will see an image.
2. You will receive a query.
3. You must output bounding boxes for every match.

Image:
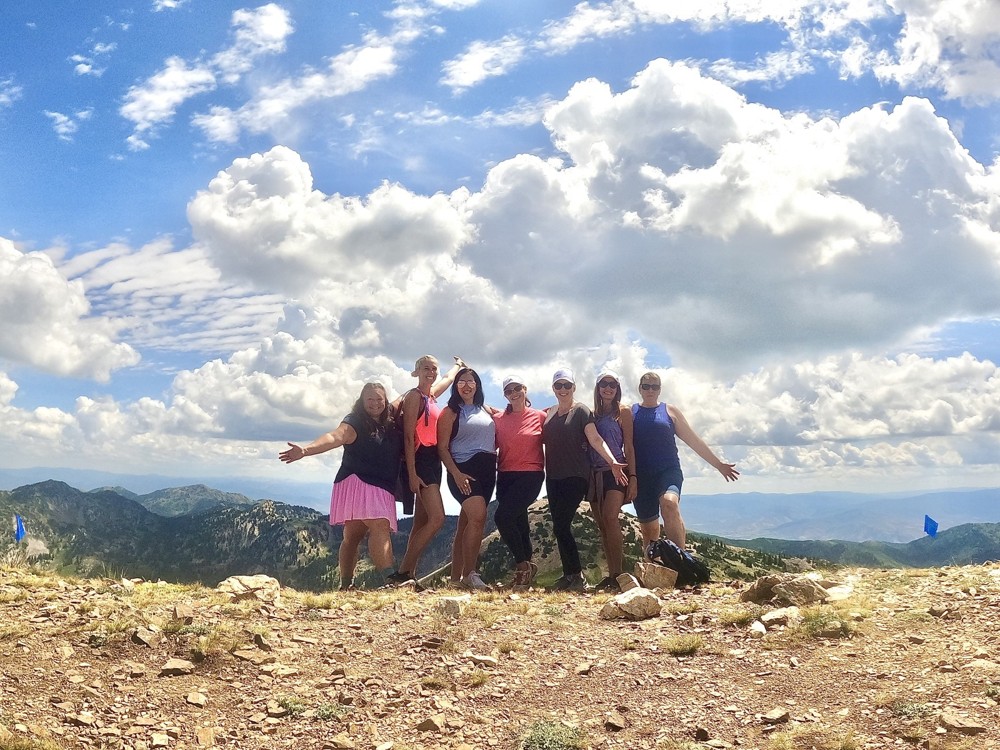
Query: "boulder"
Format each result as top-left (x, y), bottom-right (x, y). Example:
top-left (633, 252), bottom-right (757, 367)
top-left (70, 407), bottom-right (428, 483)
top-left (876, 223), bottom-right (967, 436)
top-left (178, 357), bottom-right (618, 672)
top-left (760, 606), bottom-right (801, 629)
top-left (616, 573), bottom-right (641, 592)
top-left (772, 578), bottom-right (829, 606)
top-left (159, 658), bottom-right (196, 677)
top-left (740, 575), bottom-right (790, 603)
top-left (215, 575), bottom-right (282, 605)
top-left (599, 587), bottom-right (661, 621)
top-left (435, 594), bottom-right (471, 618)
top-left (635, 562), bottom-right (678, 590)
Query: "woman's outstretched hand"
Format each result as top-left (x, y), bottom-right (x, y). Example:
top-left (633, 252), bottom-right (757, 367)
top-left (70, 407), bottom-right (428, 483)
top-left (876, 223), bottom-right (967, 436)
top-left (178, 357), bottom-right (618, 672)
top-left (279, 442), bottom-right (307, 463)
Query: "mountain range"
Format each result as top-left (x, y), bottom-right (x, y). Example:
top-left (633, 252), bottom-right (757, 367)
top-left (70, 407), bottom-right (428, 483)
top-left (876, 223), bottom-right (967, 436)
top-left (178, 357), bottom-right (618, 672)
top-left (3, 480), bottom-right (1000, 589)
top-left (4, 468), bottom-right (998, 543)
top-left (681, 488), bottom-right (1000, 542)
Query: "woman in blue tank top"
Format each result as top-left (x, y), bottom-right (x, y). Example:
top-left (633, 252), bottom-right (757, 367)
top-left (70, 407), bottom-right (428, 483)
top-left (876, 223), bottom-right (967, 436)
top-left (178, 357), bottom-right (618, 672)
top-left (631, 371), bottom-right (740, 552)
top-left (588, 370), bottom-right (637, 592)
top-left (437, 367), bottom-right (497, 591)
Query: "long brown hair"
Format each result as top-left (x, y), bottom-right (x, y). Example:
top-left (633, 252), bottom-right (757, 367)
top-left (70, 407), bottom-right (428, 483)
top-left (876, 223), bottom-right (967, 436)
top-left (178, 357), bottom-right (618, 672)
top-left (350, 382), bottom-right (396, 435)
top-left (593, 377), bottom-right (621, 420)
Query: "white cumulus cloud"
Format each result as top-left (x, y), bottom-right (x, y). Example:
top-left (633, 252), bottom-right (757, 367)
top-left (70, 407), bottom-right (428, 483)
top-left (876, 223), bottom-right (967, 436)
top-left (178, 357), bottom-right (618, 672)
top-left (0, 239), bottom-right (139, 381)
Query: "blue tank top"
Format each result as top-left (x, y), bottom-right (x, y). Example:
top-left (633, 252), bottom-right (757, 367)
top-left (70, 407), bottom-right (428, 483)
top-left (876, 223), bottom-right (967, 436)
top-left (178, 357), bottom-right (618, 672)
top-left (450, 404), bottom-right (497, 463)
top-left (631, 403), bottom-right (680, 474)
top-left (589, 413), bottom-right (625, 470)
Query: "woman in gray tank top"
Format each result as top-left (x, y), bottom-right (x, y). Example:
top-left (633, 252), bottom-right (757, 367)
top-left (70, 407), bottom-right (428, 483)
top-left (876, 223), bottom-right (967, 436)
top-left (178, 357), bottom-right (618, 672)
top-left (437, 367), bottom-right (498, 591)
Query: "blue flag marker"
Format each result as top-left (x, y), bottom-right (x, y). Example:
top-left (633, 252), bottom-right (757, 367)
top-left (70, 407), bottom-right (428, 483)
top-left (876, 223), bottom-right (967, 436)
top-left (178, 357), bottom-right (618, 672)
top-left (923, 515), bottom-right (938, 538)
top-left (14, 514), bottom-right (26, 542)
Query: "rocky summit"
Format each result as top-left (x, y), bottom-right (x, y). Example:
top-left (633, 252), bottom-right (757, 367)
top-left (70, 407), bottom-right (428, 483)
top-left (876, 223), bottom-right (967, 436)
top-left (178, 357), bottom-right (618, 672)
top-left (2, 563), bottom-right (999, 750)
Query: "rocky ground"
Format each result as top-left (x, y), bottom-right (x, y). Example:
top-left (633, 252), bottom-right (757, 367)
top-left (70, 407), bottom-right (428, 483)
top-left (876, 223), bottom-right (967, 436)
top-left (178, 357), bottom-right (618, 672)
top-left (1, 563), bottom-right (999, 750)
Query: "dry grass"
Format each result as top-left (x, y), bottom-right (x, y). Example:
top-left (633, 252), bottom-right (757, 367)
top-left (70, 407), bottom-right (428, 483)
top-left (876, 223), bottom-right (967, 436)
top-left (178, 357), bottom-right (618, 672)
top-left (660, 634), bottom-right (703, 656)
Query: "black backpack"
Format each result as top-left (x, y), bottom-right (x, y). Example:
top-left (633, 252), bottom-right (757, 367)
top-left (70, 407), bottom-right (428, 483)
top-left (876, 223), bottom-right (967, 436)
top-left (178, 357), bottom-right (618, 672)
top-left (646, 538), bottom-right (711, 587)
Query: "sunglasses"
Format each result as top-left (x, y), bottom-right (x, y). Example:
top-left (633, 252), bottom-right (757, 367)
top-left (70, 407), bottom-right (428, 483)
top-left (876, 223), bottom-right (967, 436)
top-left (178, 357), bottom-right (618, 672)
top-left (503, 384), bottom-right (524, 395)
top-left (553, 381), bottom-right (574, 390)
top-left (597, 380), bottom-right (618, 389)
top-left (640, 383), bottom-right (660, 391)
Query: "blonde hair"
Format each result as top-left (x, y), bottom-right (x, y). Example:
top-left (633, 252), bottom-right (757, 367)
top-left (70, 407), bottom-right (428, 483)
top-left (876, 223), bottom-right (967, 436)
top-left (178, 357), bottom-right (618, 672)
top-left (639, 371), bottom-right (661, 387)
top-left (411, 355), bottom-right (438, 377)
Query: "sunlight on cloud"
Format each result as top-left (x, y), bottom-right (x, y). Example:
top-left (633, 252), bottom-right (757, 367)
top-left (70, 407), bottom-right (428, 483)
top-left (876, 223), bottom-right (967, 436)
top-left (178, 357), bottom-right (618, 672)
top-left (709, 49), bottom-right (815, 86)
top-left (122, 5), bottom-right (292, 148)
top-left (0, 372), bottom-right (17, 406)
top-left (441, 36), bottom-right (527, 92)
top-left (120, 56), bottom-right (216, 147)
top-left (61, 238), bottom-right (285, 355)
top-left (187, 146), bottom-right (471, 295)
top-left (184, 57), bottom-right (1000, 380)
top-left (0, 77), bottom-right (24, 107)
top-left (153, 0), bottom-right (189, 10)
top-left (43, 109), bottom-right (94, 142)
top-left (197, 34), bottom-right (400, 141)
top-left (212, 3), bottom-right (293, 84)
top-left (874, 0), bottom-right (1000, 103)
top-left (0, 239), bottom-right (139, 381)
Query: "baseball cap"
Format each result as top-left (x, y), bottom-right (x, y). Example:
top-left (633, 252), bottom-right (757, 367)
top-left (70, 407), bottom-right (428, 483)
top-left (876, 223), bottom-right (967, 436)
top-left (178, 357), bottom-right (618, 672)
top-left (551, 368), bottom-right (575, 385)
top-left (502, 374), bottom-right (525, 391)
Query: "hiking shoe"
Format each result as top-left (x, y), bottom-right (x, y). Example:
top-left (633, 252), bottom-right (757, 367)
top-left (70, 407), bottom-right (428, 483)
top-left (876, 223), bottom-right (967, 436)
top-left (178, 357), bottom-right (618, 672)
top-left (385, 570), bottom-right (414, 585)
top-left (527, 561), bottom-right (538, 586)
top-left (339, 580), bottom-right (356, 592)
top-left (510, 568), bottom-right (529, 591)
top-left (551, 573), bottom-right (586, 592)
top-left (461, 572), bottom-right (490, 591)
top-left (594, 575), bottom-right (620, 592)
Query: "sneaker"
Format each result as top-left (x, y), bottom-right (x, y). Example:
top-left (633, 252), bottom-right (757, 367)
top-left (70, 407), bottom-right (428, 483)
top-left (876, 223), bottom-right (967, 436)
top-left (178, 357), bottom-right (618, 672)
top-left (594, 576), bottom-right (620, 593)
top-left (339, 579), bottom-right (356, 592)
top-left (385, 570), bottom-right (416, 586)
top-left (510, 568), bottom-right (529, 591)
top-left (527, 561), bottom-right (539, 586)
top-left (460, 571), bottom-right (490, 591)
top-left (551, 573), bottom-right (586, 592)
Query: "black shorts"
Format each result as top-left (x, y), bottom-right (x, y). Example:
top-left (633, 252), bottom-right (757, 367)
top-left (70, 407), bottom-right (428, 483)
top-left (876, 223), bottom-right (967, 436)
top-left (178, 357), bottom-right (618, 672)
top-left (446, 451), bottom-right (497, 504)
top-left (414, 444), bottom-right (442, 486)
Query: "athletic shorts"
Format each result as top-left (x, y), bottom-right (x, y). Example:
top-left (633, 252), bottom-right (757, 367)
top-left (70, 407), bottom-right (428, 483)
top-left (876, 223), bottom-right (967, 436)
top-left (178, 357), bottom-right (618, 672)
top-left (633, 467), bottom-right (683, 523)
top-left (446, 451), bottom-right (497, 505)
top-left (414, 444), bottom-right (443, 486)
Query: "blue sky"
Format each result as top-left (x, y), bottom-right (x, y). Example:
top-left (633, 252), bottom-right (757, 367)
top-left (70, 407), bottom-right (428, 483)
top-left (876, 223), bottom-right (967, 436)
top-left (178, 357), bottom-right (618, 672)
top-left (2, 0), bottom-right (1000, 509)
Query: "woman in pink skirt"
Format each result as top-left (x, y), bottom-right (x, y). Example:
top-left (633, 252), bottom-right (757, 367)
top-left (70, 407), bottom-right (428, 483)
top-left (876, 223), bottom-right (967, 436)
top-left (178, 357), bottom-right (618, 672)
top-left (280, 382), bottom-right (402, 590)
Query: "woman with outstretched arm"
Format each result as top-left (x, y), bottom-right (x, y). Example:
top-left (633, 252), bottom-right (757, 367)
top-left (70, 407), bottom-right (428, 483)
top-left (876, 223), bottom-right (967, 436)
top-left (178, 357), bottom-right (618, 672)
top-left (631, 370), bottom-right (739, 551)
top-left (279, 382), bottom-right (401, 590)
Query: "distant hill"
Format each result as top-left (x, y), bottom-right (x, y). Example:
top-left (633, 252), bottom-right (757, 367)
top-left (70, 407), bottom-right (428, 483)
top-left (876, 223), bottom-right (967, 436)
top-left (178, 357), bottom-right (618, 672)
top-left (0, 481), bottom-right (333, 589)
top-left (0, 467), bottom-right (332, 510)
top-left (681, 488), bottom-right (1000, 542)
top-left (720, 522), bottom-right (1000, 567)
top-left (131, 484), bottom-right (257, 517)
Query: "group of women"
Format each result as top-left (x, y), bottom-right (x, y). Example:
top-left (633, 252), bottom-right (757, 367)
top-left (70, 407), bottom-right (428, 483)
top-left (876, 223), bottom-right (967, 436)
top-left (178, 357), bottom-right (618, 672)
top-left (279, 356), bottom-right (739, 591)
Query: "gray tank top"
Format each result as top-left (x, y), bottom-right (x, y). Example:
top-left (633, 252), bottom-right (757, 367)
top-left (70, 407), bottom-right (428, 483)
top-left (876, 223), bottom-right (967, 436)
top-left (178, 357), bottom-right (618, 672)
top-left (450, 404), bottom-right (496, 463)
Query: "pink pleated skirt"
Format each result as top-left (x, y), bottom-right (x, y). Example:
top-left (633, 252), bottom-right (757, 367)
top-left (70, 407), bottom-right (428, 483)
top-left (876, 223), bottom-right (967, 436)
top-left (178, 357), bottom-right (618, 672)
top-left (329, 474), bottom-right (397, 532)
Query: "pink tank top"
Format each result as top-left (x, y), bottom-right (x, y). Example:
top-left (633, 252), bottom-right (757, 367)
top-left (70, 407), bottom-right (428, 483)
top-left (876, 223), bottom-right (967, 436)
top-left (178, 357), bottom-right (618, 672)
top-left (414, 392), bottom-right (441, 448)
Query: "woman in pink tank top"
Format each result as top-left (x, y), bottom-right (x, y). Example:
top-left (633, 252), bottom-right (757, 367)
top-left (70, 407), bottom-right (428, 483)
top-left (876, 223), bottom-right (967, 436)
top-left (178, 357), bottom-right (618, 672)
top-left (385, 354), bottom-right (465, 586)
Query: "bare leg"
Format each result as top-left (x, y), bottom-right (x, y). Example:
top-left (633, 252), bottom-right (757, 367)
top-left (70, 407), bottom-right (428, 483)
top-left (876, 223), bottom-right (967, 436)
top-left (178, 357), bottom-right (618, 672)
top-left (363, 518), bottom-right (394, 571)
top-left (400, 484), bottom-right (445, 575)
top-left (458, 497), bottom-right (487, 579)
top-left (660, 491), bottom-right (685, 547)
top-left (450, 512), bottom-right (468, 582)
top-left (339, 521), bottom-right (367, 584)
top-left (599, 490), bottom-right (626, 577)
